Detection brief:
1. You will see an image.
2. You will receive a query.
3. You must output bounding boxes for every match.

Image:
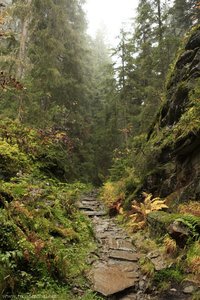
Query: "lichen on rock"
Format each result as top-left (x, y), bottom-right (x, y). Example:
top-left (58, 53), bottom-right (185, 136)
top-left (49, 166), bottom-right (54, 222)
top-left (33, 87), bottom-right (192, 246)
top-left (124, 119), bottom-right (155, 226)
top-left (143, 25), bottom-right (200, 203)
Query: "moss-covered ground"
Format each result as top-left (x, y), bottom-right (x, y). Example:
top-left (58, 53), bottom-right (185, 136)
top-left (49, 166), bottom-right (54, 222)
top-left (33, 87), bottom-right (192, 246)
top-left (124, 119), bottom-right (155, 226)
top-left (0, 118), bottom-right (103, 299)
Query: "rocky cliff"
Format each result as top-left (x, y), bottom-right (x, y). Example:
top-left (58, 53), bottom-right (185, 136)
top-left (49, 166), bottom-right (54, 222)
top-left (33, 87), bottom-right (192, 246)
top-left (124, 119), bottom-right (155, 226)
top-left (144, 25), bottom-right (200, 204)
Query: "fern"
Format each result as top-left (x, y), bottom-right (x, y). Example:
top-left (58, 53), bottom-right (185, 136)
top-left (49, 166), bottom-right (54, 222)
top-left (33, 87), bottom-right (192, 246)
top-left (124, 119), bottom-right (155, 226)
top-left (176, 215), bottom-right (200, 241)
top-left (127, 193), bottom-right (168, 232)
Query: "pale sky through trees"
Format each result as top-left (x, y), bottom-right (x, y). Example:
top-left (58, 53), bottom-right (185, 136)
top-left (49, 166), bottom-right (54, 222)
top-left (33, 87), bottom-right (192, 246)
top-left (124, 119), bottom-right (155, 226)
top-left (85, 0), bottom-right (139, 44)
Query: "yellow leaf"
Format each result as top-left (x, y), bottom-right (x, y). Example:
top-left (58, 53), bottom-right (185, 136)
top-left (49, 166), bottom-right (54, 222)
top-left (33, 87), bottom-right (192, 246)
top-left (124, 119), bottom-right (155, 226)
top-left (119, 207), bottom-right (124, 215)
top-left (144, 192), bottom-right (152, 209)
top-left (140, 203), bottom-right (147, 214)
top-left (151, 197), bottom-right (162, 202)
top-left (151, 200), bottom-right (168, 211)
top-left (131, 204), bottom-right (142, 214)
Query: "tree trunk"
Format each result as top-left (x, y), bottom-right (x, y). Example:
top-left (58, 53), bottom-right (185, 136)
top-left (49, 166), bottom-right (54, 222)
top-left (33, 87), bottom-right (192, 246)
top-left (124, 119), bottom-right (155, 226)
top-left (121, 35), bottom-right (128, 146)
top-left (156, 0), bottom-right (165, 80)
top-left (16, 0), bottom-right (32, 79)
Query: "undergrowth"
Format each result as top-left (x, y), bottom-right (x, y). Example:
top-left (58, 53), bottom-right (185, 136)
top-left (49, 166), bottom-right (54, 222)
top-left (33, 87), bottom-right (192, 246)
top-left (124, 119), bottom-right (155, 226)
top-left (0, 175), bottom-right (95, 297)
top-left (0, 118), bottom-right (98, 298)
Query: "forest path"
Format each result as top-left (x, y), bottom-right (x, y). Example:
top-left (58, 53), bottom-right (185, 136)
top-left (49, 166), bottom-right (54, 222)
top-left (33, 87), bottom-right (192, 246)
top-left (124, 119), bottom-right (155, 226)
top-left (77, 190), bottom-right (153, 300)
top-left (77, 191), bottom-right (194, 300)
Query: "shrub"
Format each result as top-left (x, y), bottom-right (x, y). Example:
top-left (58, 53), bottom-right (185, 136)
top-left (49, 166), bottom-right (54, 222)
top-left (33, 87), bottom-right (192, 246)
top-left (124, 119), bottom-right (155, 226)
top-left (153, 267), bottom-right (184, 284)
top-left (0, 140), bottom-right (30, 179)
top-left (178, 201), bottom-right (200, 217)
top-left (186, 241), bottom-right (200, 275)
top-left (101, 181), bottom-right (125, 205)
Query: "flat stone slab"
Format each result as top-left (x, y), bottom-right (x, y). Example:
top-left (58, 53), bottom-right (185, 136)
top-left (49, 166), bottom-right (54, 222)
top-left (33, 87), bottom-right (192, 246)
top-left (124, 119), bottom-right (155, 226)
top-left (78, 205), bottom-right (97, 211)
top-left (81, 197), bottom-right (96, 201)
top-left (105, 238), bottom-right (134, 252)
top-left (116, 239), bottom-right (134, 251)
top-left (81, 200), bottom-right (98, 204)
top-left (77, 201), bottom-right (100, 210)
top-left (107, 237), bottom-right (118, 249)
top-left (90, 263), bottom-right (138, 296)
top-left (109, 249), bottom-right (139, 261)
top-left (82, 210), bottom-right (107, 216)
top-left (107, 259), bottom-right (140, 270)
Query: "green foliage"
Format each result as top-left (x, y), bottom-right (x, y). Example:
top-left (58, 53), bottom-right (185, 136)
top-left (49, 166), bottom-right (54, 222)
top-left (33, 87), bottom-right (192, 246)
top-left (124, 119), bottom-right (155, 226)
top-left (176, 215), bottom-right (200, 241)
top-left (0, 118), bottom-right (94, 296)
top-left (13, 289), bottom-right (104, 300)
top-left (139, 257), bottom-right (155, 276)
top-left (109, 134), bottom-right (146, 183)
top-left (153, 266), bottom-right (185, 285)
top-left (109, 149), bottom-right (129, 181)
top-left (0, 175), bottom-right (94, 296)
top-left (1, 1), bottom-right (200, 297)
top-left (0, 118), bottom-right (77, 181)
top-left (80, 291), bottom-right (104, 300)
top-left (101, 181), bottom-right (125, 205)
top-left (0, 140), bottom-right (30, 179)
top-left (186, 241), bottom-right (200, 275)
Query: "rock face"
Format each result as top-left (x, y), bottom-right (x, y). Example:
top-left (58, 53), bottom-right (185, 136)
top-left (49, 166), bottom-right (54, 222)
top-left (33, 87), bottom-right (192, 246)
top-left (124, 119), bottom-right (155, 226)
top-left (145, 26), bottom-right (200, 203)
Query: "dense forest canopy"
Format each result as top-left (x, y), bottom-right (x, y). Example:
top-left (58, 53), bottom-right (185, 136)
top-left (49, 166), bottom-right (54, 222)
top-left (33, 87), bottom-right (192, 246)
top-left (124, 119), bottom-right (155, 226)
top-left (1, 0), bottom-right (199, 184)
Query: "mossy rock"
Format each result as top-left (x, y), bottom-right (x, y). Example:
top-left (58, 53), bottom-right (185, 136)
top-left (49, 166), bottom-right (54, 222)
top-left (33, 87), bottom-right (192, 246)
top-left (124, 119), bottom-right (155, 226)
top-left (49, 226), bottom-right (79, 241)
top-left (147, 211), bottom-right (200, 243)
top-left (147, 211), bottom-right (181, 237)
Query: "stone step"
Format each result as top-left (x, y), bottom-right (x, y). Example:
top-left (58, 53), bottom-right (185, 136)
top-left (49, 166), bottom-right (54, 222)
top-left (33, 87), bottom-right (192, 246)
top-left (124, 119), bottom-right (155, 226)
top-left (90, 263), bottom-right (139, 296)
top-left (107, 238), bottom-right (135, 252)
top-left (109, 250), bottom-right (139, 262)
top-left (78, 205), bottom-right (99, 211)
top-left (79, 207), bottom-right (103, 213)
top-left (81, 200), bottom-right (100, 206)
top-left (82, 210), bottom-right (107, 217)
top-left (81, 196), bottom-right (97, 201)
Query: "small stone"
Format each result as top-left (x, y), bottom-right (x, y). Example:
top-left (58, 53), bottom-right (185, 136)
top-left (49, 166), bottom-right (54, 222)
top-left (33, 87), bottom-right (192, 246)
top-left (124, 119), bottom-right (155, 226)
top-left (168, 220), bottom-right (189, 236)
top-left (183, 285), bottom-right (196, 294)
top-left (86, 257), bottom-right (97, 265)
top-left (150, 256), bottom-right (167, 271)
top-left (170, 288), bottom-right (177, 292)
top-left (72, 287), bottom-right (84, 295)
top-left (142, 275), bottom-right (147, 280)
top-left (139, 280), bottom-right (145, 290)
top-left (147, 251), bottom-right (160, 259)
